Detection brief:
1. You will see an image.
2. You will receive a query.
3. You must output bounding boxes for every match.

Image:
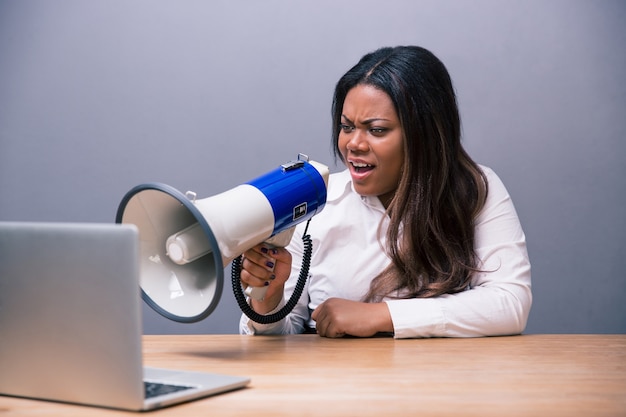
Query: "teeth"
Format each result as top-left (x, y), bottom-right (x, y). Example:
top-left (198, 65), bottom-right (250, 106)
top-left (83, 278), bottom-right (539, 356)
top-left (351, 162), bottom-right (372, 168)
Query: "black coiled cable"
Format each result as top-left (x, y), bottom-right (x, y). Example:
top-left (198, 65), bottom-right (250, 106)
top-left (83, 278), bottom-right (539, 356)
top-left (232, 219), bottom-right (313, 324)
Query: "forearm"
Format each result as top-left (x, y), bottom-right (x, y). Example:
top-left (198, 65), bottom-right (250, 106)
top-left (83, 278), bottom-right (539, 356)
top-left (385, 281), bottom-right (532, 338)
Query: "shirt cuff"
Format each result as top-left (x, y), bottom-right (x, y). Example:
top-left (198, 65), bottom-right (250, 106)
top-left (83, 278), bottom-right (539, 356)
top-left (384, 298), bottom-right (446, 338)
top-left (240, 296), bottom-right (288, 335)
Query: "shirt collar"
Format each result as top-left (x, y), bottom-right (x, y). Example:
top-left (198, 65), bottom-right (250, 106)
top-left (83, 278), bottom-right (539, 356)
top-left (327, 169), bottom-right (353, 202)
top-left (328, 169), bottom-right (387, 212)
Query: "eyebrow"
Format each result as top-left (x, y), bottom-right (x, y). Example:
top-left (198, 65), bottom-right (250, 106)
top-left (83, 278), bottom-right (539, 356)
top-left (341, 115), bottom-right (391, 125)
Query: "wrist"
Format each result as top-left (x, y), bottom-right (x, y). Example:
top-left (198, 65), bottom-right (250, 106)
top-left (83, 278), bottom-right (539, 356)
top-left (250, 292), bottom-right (283, 315)
top-left (373, 302), bottom-right (394, 333)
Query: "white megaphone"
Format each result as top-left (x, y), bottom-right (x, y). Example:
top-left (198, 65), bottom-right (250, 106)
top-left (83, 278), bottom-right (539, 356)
top-left (116, 154), bottom-right (329, 323)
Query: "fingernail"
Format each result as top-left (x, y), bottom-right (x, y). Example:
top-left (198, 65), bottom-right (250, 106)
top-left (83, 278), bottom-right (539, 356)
top-left (270, 274), bottom-right (276, 280)
top-left (264, 281), bottom-right (270, 286)
top-left (261, 247), bottom-right (269, 254)
top-left (265, 261), bottom-right (275, 269)
top-left (271, 248), bottom-right (278, 255)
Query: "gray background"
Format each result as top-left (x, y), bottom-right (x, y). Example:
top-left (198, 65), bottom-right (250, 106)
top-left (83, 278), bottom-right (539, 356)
top-left (1, 0), bottom-right (624, 335)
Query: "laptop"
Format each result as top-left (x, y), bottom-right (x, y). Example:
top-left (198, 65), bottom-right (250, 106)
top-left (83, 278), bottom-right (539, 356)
top-left (0, 221), bottom-right (250, 411)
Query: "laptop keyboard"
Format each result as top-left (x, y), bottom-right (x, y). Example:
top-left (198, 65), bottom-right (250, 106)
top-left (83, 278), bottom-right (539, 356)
top-left (144, 381), bottom-right (195, 399)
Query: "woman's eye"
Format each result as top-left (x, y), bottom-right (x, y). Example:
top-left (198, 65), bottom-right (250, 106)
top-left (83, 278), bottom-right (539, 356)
top-left (339, 124), bottom-right (354, 133)
top-left (370, 127), bottom-right (388, 135)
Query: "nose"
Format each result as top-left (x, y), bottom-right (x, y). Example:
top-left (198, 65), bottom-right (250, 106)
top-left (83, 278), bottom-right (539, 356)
top-left (345, 130), bottom-right (369, 152)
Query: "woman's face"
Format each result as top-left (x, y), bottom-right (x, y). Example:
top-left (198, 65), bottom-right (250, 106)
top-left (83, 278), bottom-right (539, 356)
top-left (338, 84), bottom-right (404, 208)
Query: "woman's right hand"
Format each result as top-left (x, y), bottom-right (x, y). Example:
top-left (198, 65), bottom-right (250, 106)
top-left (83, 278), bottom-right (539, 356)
top-left (240, 244), bottom-right (292, 314)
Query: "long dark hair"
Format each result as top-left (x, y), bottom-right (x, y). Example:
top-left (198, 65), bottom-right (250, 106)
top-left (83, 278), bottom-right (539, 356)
top-left (331, 46), bottom-right (488, 301)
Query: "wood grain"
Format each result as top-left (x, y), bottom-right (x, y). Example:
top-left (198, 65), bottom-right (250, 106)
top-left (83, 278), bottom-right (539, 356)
top-left (1, 334), bottom-right (624, 416)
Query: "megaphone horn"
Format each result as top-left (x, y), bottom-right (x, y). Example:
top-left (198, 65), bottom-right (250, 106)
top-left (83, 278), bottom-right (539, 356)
top-left (116, 154), bottom-right (329, 323)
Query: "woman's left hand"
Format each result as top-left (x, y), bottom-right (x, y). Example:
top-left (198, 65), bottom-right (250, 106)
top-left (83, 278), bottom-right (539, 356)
top-left (311, 298), bottom-right (394, 338)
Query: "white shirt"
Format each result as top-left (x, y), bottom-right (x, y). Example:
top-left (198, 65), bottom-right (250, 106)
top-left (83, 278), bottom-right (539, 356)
top-left (240, 166), bottom-right (532, 338)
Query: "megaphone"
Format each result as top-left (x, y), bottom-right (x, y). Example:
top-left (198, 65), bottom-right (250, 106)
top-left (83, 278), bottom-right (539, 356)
top-left (116, 154), bottom-right (329, 324)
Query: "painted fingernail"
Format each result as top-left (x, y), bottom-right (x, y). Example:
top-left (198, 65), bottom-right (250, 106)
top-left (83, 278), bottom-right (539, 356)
top-left (271, 248), bottom-right (278, 255)
top-left (264, 281), bottom-right (270, 286)
top-left (266, 261), bottom-right (275, 269)
top-left (261, 247), bottom-right (269, 254)
top-left (270, 274), bottom-right (276, 280)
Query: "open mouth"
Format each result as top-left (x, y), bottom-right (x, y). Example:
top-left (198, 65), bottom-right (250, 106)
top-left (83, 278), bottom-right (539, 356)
top-left (350, 161), bottom-right (374, 174)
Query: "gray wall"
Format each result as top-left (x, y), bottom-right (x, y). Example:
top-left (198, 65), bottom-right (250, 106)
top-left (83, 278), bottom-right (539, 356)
top-left (1, 0), bottom-right (624, 335)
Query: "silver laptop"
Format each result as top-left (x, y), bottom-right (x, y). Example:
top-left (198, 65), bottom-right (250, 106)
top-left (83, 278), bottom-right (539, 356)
top-left (0, 221), bottom-right (250, 411)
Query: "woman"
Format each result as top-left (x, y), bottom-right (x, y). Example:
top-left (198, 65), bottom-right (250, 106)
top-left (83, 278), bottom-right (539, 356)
top-left (239, 46), bottom-right (532, 338)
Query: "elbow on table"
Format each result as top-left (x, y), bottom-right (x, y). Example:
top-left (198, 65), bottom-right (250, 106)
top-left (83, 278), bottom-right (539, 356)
top-left (493, 284), bottom-right (533, 336)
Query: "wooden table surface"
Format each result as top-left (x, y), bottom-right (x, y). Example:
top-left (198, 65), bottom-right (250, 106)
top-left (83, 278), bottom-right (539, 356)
top-left (1, 334), bottom-right (624, 416)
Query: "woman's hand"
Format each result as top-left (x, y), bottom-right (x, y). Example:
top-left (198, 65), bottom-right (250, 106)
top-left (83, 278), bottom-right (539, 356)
top-left (311, 298), bottom-right (394, 338)
top-left (240, 244), bottom-right (292, 314)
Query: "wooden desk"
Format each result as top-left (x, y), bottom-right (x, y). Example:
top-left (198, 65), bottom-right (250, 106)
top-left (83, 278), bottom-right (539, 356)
top-left (0, 334), bottom-right (624, 416)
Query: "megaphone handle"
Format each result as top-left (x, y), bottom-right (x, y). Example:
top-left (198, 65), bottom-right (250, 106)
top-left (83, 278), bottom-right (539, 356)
top-left (242, 240), bottom-right (281, 301)
top-left (244, 284), bottom-right (269, 301)
top-left (243, 227), bottom-right (296, 301)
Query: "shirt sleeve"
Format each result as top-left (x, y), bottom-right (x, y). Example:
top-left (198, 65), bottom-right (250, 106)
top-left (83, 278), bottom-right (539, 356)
top-left (385, 167), bottom-right (532, 338)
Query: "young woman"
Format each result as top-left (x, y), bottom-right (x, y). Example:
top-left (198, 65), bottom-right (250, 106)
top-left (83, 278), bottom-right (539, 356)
top-left (239, 46), bottom-right (532, 338)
